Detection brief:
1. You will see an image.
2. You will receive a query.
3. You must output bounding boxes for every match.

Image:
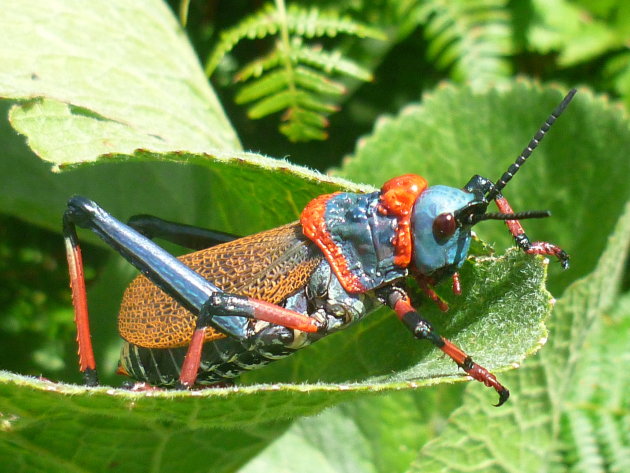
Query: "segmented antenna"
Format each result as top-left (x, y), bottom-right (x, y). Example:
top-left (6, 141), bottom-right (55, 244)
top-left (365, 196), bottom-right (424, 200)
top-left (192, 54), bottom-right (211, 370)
top-left (485, 89), bottom-right (577, 203)
top-left (469, 210), bottom-right (551, 225)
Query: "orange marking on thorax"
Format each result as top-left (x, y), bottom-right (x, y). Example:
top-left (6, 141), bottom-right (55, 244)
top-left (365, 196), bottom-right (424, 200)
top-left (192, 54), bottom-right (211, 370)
top-left (377, 174), bottom-right (428, 267)
top-left (300, 192), bottom-right (366, 293)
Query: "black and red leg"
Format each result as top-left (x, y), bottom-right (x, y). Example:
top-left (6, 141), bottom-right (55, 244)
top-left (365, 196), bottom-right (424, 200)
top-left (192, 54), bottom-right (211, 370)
top-left (378, 286), bottom-right (510, 406)
top-left (464, 175), bottom-right (569, 269)
top-left (63, 196), bottom-right (319, 387)
top-left (493, 196), bottom-right (569, 268)
top-left (178, 293), bottom-right (321, 387)
top-left (63, 215), bottom-right (98, 386)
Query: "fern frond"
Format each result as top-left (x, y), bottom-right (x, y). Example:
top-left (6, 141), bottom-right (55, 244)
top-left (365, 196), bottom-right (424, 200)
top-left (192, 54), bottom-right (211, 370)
top-left (293, 65), bottom-right (346, 96)
top-left (418, 0), bottom-right (512, 88)
top-left (284, 108), bottom-right (328, 128)
top-left (246, 90), bottom-right (298, 119)
top-left (178, 0), bottom-right (191, 27)
top-left (234, 49), bottom-right (283, 82)
top-left (206, 2), bottom-right (384, 141)
top-left (293, 42), bottom-right (374, 82)
top-left (206, 4), bottom-right (384, 76)
top-left (280, 109), bottom-right (329, 141)
top-left (205, 4), bottom-right (282, 76)
top-left (235, 69), bottom-right (289, 104)
top-left (605, 51), bottom-right (630, 109)
top-left (235, 40), bottom-right (373, 83)
top-left (246, 90), bottom-right (337, 119)
top-left (284, 4), bottom-right (386, 40)
top-left (235, 66), bottom-right (344, 108)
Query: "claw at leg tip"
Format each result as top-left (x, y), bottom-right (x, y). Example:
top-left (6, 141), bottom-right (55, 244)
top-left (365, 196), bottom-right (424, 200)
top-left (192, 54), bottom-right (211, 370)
top-left (175, 381), bottom-right (191, 390)
top-left (494, 388), bottom-right (510, 407)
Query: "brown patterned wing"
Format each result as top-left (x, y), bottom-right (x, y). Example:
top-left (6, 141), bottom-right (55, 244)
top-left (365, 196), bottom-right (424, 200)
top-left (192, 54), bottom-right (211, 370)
top-left (118, 222), bottom-right (323, 348)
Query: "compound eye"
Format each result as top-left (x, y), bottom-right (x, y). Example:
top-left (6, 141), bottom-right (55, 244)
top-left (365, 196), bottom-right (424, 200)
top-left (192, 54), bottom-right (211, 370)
top-left (433, 212), bottom-right (457, 242)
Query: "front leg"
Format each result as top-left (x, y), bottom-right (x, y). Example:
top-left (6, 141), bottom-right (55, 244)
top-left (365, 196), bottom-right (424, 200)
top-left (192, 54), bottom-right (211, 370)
top-left (378, 286), bottom-right (509, 406)
top-left (493, 195), bottom-right (569, 269)
top-left (464, 175), bottom-right (569, 269)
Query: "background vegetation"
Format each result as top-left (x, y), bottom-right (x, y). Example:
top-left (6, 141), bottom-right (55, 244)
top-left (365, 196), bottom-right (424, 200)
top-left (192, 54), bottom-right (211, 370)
top-left (0, 0), bottom-right (628, 472)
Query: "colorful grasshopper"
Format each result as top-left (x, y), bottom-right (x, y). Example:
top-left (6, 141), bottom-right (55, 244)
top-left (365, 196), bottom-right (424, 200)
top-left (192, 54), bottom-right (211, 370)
top-left (64, 90), bottom-right (575, 406)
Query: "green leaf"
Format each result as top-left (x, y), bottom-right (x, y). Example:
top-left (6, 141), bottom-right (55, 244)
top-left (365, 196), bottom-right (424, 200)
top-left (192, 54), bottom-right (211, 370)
top-left (0, 0), bottom-right (241, 165)
top-left (605, 51), bottom-right (630, 110)
top-left (561, 291), bottom-right (630, 472)
top-left (238, 387), bottom-right (463, 473)
top-left (8, 99), bottom-right (169, 167)
top-left (0, 248), bottom-right (551, 471)
top-left (411, 202), bottom-right (630, 472)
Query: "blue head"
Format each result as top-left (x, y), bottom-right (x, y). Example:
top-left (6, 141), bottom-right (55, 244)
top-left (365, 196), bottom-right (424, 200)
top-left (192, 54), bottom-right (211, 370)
top-left (409, 89), bottom-right (577, 281)
top-left (410, 177), bottom-right (561, 281)
top-left (411, 185), bottom-right (480, 280)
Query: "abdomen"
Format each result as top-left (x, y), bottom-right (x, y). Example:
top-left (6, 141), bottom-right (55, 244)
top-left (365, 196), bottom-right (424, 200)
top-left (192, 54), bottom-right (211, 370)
top-left (116, 222), bottom-right (322, 385)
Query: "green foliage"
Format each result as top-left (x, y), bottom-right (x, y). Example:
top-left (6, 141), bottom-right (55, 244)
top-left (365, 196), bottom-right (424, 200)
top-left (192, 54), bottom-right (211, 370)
top-left (559, 291), bottom-right (630, 472)
top-left (201, 0), bottom-right (629, 146)
top-left (0, 0), bottom-right (629, 472)
top-left (417, 0), bottom-right (513, 88)
top-left (411, 201), bottom-right (630, 472)
top-left (527, 0), bottom-right (630, 108)
top-left (0, 217), bottom-right (78, 374)
top-left (206, 1), bottom-right (384, 141)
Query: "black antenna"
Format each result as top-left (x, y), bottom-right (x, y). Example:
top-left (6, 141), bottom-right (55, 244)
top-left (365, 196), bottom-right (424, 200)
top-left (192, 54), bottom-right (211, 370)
top-left (468, 210), bottom-right (551, 225)
top-left (485, 89), bottom-right (577, 203)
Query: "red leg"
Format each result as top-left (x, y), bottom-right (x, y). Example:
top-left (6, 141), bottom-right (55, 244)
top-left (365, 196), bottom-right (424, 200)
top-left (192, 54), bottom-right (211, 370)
top-left (416, 275), bottom-right (449, 312)
top-left (245, 298), bottom-right (319, 332)
top-left (177, 293), bottom-right (321, 387)
top-left (64, 197), bottom-right (321, 388)
top-left (495, 196), bottom-right (569, 268)
top-left (63, 218), bottom-right (99, 386)
top-left (452, 272), bottom-right (462, 296)
top-left (200, 293), bottom-right (319, 332)
top-left (380, 288), bottom-right (509, 406)
top-left (179, 327), bottom-right (207, 387)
